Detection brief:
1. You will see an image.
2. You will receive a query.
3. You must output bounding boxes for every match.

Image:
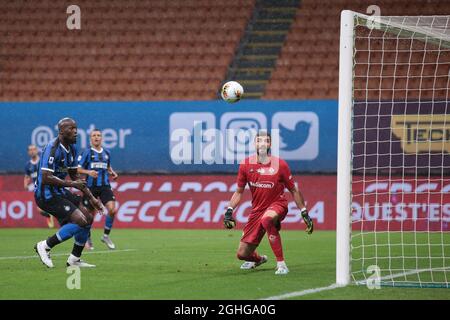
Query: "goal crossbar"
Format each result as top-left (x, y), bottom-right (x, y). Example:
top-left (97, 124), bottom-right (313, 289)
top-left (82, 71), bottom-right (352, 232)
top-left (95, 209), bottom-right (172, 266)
top-left (355, 13), bottom-right (450, 48)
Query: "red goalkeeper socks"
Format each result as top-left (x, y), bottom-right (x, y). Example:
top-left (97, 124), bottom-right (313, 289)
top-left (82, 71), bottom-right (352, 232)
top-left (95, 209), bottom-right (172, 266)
top-left (261, 215), bottom-right (284, 262)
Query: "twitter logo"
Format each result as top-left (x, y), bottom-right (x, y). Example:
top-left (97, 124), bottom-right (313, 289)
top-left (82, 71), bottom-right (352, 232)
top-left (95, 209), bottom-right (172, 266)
top-left (279, 121), bottom-right (312, 151)
top-left (271, 112), bottom-right (319, 160)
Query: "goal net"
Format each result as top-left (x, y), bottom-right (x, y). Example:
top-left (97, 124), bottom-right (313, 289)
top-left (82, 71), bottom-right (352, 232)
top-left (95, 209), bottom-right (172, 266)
top-left (337, 11), bottom-right (450, 288)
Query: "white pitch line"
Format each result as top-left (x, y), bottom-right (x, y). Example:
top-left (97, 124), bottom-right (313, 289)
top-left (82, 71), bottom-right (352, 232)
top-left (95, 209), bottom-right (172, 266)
top-left (261, 283), bottom-right (343, 300)
top-left (0, 249), bottom-right (137, 261)
top-left (263, 266), bottom-right (450, 300)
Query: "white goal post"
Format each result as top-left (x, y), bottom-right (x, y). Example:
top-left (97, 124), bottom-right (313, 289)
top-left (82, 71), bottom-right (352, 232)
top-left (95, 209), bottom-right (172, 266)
top-left (337, 10), bottom-right (450, 288)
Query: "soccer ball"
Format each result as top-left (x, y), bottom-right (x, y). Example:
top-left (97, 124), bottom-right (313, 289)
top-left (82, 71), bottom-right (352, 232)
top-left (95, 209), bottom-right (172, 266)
top-left (221, 81), bottom-right (244, 103)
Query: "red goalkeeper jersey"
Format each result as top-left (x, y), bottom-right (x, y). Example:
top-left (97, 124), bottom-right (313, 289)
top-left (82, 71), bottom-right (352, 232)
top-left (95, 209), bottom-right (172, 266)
top-left (237, 155), bottom-right (295, 213)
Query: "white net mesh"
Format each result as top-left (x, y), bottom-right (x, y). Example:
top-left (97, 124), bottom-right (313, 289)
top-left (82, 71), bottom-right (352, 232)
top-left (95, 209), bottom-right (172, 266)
top-left (350, 14), bottom-right (450, 288)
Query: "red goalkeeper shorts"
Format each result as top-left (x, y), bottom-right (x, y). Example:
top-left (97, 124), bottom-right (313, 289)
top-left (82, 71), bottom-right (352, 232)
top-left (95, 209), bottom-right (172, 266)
top-left (240, 201), bottom-right (288, 246)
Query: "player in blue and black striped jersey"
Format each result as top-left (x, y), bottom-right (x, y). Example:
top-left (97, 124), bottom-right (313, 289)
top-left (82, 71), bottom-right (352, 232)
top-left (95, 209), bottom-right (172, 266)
top-left (34, 118), bottom-right (103, 268)
top-left (24, 144), bottom-right (40, 190)
top-left (24, 144), bottom-right (55, 228)
top-left (78, 129), bottom-right (119, 250)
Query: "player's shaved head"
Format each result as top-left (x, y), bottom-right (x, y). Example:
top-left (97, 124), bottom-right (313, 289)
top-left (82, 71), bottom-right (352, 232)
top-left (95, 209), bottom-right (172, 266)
top-left (57, 117), bottom-right (78, 144)
top-left (57, 117), bottom-right (76, 131)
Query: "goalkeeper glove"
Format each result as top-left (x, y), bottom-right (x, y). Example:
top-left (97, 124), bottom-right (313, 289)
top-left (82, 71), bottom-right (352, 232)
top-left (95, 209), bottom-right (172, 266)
top-left (301, 208), bottom-right (314, 234)
top-left (223, 207), bottom-right (236, 229)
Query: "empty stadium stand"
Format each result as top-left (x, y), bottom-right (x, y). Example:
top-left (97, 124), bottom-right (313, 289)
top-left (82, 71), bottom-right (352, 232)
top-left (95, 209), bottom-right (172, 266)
top-left (0, 0), bottom-right (254, 101)
top-left (264, 0), bottom-right (450, 100)
top-left (1, 0), bottom-right (449, 101)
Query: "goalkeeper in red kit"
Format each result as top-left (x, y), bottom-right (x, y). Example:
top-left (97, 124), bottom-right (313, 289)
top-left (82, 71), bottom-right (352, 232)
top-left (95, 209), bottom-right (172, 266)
top-left (223, 130), bottom-right (313, 275)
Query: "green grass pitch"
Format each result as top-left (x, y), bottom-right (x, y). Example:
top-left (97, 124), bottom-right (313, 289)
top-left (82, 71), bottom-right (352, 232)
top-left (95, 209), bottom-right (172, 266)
top-left (0, 228), bottom-right (448, 300)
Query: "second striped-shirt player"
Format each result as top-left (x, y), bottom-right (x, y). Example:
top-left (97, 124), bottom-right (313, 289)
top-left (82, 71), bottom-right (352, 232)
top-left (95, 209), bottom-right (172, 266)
top-left (77, 129), bottom-right (119, 250)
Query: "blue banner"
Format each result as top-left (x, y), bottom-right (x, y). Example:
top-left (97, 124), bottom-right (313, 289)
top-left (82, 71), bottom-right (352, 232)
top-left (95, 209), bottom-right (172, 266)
top-left (0, 100), bottom-right (338, 173)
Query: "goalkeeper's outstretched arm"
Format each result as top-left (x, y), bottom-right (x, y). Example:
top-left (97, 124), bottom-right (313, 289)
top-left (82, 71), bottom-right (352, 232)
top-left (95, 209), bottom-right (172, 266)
top-left (289, 186), bottom-right (314, 234)
top-left (228, 186), bottom-right (244, 209)
top-left (288, 186), bottom-right (306, 211)
top-left (223, 186), bottom-right (244, 229)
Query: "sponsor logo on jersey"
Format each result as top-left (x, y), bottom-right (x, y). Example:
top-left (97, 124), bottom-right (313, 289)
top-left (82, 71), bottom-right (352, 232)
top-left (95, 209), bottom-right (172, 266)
top-left (249, 181), bottom-right (274, 189)
top-left (91, 162), bottom-right (108, 169)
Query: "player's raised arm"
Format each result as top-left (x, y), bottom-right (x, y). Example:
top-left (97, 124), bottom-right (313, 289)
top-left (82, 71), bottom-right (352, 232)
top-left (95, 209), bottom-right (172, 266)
top-left (223, 187), bottom-right (243, 229)
top-left (68, 167), bottom-right (90, 193)
top-left (289, 186), bottom-right (313, 234)
top-left (106, 150), bottom-right (118, 180)
top-left (77, 149), bottom-right (98, 178)
top-left (68, 167), bottom-right (81, 182)
top-left (223, 161), bottom-right (247, 229)
top-left (77, 167), bottom-right (98, 178)
top-left (67, 155), bottom-right (91, 192)
top-left (67, 167), bottom-right (102, 211)
top-left (108, 166), bottom-right (118, 180)
top-left (228, 186), bottom-right (244, 208)
top-left (281, 161), bottom-right (314, 234)
top-left (24, 175), bottom-right (31, 190)
top-left (223, 186), bottom-right (245, 229)
top-left (287, 184), bottom-right (306, 211)
top-left (41, 169), bottom-right (83, 189)
top-left (24, 163), bottom-right (32, 189)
